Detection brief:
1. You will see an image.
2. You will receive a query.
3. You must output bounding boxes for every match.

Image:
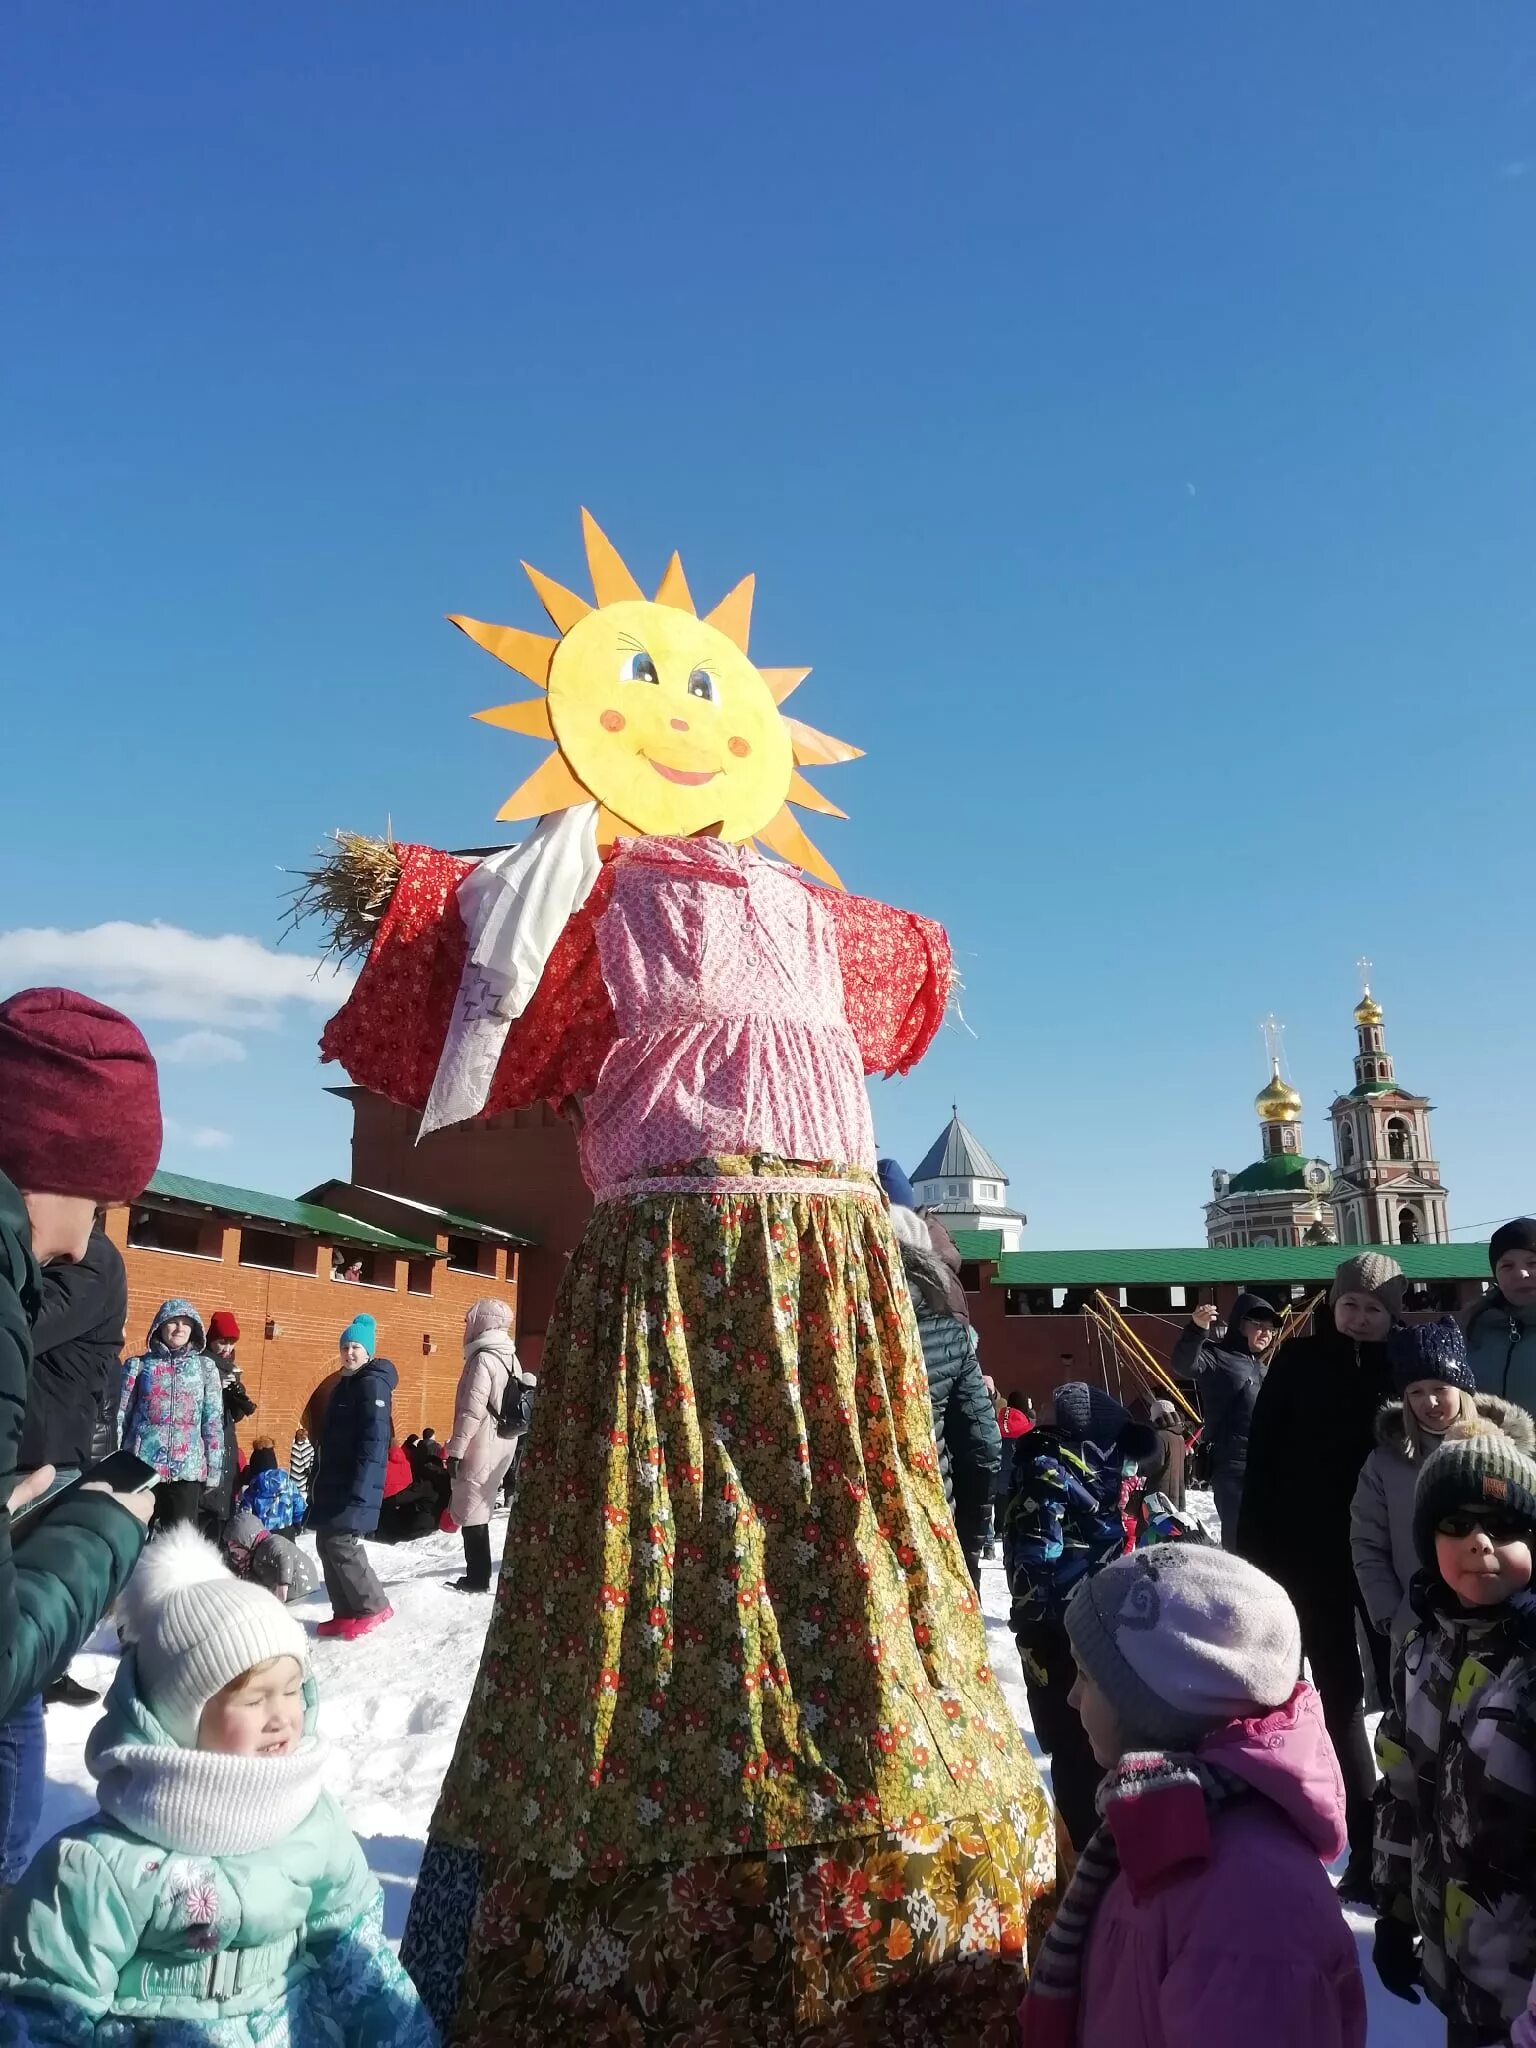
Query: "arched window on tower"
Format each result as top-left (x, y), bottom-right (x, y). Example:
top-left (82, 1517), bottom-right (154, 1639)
top-left (1340, 1122), bottom-right (1356, 1167)
top-left (1387, 1118), bottom-right (1411, 1163)
top-left (1398, 1206), bottom-right (1421, 1245)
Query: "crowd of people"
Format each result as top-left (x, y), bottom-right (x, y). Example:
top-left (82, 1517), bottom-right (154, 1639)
top-left (3, 969), bottom-right (1536, 2044)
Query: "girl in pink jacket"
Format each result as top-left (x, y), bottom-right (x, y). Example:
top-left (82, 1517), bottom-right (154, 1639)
top-left (1021, 1543), bottom-right (1365, 2048)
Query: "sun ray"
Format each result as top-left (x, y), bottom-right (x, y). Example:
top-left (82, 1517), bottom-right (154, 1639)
top-left (450, 615), bottom-right (558, 688)
top-left (522, 560), bottom-right (592, 634)
top-left (757, 804), bottom-right (844, 890)
top-left (786, 716), bottom-right (865, 766)
top-left (495, 750), bottom-right (592, 824)
top-left (654, 552), bottom-right (696, 613)
top-left (581, 509), bottom-right (646, 607)
top-left (787, 769), bottom-right (848, 820)
top-left (705, 574), bottom-right (754, 654)
top-left (759, 666), bottom-right (810, 705)
top-left (475, 699), bottom-right (556, 740)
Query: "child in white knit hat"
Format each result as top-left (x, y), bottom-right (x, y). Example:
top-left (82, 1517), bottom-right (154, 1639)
top-left (0, 1525), bottom-right (436, 2046)
top-left (1019, 1543), bottom-right (1364, 2048)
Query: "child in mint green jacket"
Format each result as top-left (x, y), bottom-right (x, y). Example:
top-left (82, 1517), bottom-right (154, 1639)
top-left (0, 1525), bottom-right (435, 2047)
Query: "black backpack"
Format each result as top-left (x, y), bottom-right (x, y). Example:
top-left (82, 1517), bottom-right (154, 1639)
top-left (494, 1373), bottom-right (535, 1440)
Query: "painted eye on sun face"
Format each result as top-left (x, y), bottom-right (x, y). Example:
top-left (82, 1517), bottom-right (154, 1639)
top-left (687, 667), bottom-right (718, 703)
top-left (619, 651), bottom-right (659, 685)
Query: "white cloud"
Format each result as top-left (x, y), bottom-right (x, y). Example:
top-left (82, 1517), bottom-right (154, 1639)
top-left (0, 923), bottom-right (353, 1031)
top-left (157, 1029), bottom-right (249, 1067)
top-left (163, 1116), bottom-right (235, 1153)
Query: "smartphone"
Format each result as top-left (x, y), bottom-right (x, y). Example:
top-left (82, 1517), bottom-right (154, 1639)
top-left (9, 1451), bottom-right (159, 1533)
top-left (79, 1451), bottom-right (160, 1496)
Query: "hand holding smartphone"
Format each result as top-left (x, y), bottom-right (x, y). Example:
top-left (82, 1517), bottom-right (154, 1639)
top-left (10, 1451), bottom-right (159, 1534)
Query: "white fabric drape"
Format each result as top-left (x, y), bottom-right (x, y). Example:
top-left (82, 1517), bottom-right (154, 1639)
top-left (420, 804), bottom-right (602, 1136)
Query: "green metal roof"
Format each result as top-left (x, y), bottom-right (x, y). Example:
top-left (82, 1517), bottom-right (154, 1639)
top-left (1224, 1155), bottom-right (1311, 1194)
top-left (990, 1242), bottom-right (1488, 1287)
top-left (1349, 1081), bottom-right (1398, 1098)
top-left (302, 1183), bottom-right (535, 1248)
top-left (949, 1230), bottom-right (1005, 1263)
top-left (143, 1171), bottom-right (438, 1255)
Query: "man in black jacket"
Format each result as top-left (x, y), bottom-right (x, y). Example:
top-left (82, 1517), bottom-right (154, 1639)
top-left (1235, 1253), bottom-right (1403, 1898)
top-left (18, 1221), bottom-right (126, 1482)
top-left (200, 1309), bottom-right (257, 1538)
top-left (18, 1221), bottom-right (129, 1711)
top-left (1170, 1290), bottom-right (1280, 1546)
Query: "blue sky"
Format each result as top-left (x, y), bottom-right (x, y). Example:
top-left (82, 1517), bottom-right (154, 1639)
top-left (4, 2), bottom-right (1533, 1247)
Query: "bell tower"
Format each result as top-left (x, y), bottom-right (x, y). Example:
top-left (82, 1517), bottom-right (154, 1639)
top-left (1328, 967), bottom-right (1450, 1246)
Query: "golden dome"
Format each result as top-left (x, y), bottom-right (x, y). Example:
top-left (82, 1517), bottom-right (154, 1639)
top-left (1255, 1062), bottom-right (1303, 1124)
top-left (1354, 988), bottom-right (1383, 1028)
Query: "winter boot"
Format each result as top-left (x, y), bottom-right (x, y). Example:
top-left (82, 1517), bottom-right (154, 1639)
top-left (450, 1522), bottom-right (493, 1593)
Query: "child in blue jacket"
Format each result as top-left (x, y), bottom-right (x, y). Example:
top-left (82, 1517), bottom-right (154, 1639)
top-left (0, 1524), bottom-right (435, 2045)
top-left (1005, 1380), bottom-right (1157, 1849)
top-left (236, 1438), bottom-right (309, 1535)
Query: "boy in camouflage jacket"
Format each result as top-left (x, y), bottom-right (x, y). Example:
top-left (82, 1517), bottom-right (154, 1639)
top-left (1373, 1421), bottom-right (1536, 2044)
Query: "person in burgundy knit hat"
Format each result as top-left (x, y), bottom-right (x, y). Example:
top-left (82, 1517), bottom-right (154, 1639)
top-left (0, 986), bottom-right (164, 1729)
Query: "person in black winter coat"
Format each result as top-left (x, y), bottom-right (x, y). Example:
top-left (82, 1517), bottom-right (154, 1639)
top-left (890, 1206), bottom-right (1000, 1587)
top-left (1234, 1252), bottom-right (1404, 1898)
top-left (199, 1309), bottom-right (257, 1538)
top-left (1170, 1289), bottom-right (1280, 1543)
top-left (311, 1313), bottom-right (396, 1640)
top-left (18, 1222), bottom-right (126, 1477)
top-left (10, 1224), bottom-right (129, 1723)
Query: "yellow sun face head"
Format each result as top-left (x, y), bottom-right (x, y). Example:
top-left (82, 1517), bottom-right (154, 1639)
top-left (548, 599), bottom-right (792, 840)
top-left (453, 510), bottom-right (863, 887)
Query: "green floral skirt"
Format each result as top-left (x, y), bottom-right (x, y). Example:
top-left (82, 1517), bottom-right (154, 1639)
top-left (405, 1157), bottom-right (1055, 2040)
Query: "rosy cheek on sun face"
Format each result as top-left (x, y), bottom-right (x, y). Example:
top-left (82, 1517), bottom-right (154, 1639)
top-left (729, 736), bottom-right (751, 758)
top-left (600, 709), bottom-right (626, 734)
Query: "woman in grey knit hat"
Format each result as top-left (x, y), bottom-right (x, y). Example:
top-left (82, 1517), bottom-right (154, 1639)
top-left (1233, 1251), bottom-right (1404, 1901)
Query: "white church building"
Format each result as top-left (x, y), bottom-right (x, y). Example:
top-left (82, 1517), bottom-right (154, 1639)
top-left (909, 1108), bottom-right (1026, 1251)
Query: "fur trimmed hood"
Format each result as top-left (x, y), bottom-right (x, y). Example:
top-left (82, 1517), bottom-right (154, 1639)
top-left (1373, 1389), bottom-right (1535, 1464)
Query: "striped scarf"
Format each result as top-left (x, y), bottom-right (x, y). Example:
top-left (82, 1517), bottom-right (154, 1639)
top-left (1020, 1750), bottom-right (1245, 2046)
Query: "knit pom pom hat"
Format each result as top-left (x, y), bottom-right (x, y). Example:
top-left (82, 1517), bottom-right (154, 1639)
top-left (1331, 1253), bottom-right (1406, 1312)
top-left (116, 1525), bottom-right (308, 1746)
top-left (463, 1298), bottom-right (514, 1346)
top-left (1387, 1317), bottom-right (1476, 1397)
top-left (1413, 1426), bottom-right (1536, 1574)
top-left (338, 1311), bottom-right (376, 1356)
top-left (206, 1310), bottom-right (240, 1343)
top-left (0, 987), bottom-right (162, 1202)
top-left (1065, 1543), bottom-right (1301, 1752)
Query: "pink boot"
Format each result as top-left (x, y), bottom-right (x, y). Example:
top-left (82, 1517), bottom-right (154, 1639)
top-left (317, 1605), bottom-right (393, 1642)
top-left (338, 1604), bottom-right (394, 1641)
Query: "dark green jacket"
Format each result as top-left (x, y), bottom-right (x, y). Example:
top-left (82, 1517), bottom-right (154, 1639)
top-left (915, 1308), bottom-right (1000, 1534)
top-left (0, 1171), bottom-right (145, 1722)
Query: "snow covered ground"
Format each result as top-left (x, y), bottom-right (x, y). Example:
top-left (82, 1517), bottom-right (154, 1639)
top-left (35, 1508), bottom-right (1440, 2043)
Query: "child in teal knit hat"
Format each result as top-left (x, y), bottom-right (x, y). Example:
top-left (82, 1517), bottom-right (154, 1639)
top-left (311, 1315), bottom-right (397, 1641)
top-left (0, 1526), bottom-right (435, 2045)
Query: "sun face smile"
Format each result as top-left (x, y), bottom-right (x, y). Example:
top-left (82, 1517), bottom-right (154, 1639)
top-left (451, 510), bottom-right (864, 886)
top-left (645, 757), bottom-right (720, 786)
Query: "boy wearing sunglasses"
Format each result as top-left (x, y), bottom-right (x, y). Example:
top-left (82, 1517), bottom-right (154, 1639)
top-left (1372, 1423), bottom-right (1536, 2044)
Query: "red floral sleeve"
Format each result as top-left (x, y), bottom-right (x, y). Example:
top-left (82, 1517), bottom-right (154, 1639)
top-left (319, 844), bottom-right (617, 1115)
top-left (815, 885), bottom-right (954, 1076)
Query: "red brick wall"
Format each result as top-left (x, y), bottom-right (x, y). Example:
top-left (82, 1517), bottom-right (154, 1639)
top-left (341, 1090), bottom-right (593, 1373)
top-left (105, 1210), bottom-right (517, 1460)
